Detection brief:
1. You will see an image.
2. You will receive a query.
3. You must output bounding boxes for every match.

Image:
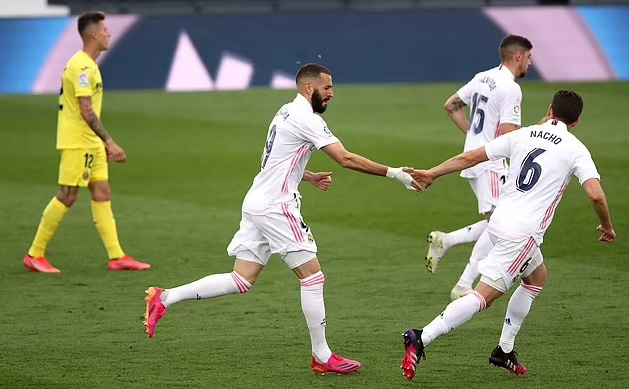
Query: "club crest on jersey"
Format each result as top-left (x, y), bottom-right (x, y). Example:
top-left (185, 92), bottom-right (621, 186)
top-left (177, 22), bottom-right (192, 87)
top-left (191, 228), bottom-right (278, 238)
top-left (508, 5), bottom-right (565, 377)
top-left (78, 72), bottom-right (89, 87)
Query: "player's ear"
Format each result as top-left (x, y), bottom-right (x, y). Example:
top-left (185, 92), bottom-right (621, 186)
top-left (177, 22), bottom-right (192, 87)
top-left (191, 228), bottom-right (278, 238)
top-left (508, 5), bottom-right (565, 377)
top-left (514, 50), bottom-right (522, 62)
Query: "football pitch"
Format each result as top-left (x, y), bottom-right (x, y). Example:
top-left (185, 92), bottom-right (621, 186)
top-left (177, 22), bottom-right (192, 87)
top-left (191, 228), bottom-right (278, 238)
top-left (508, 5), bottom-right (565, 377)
top-left (1, 82), bottom-right (628, 388)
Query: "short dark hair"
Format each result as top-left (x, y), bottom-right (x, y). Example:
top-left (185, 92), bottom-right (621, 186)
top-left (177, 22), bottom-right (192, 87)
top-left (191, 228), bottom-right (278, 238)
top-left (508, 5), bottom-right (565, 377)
top-left (296, 63), bottom-right (332, 84)
top-left (551, 90), bottom-right (583, 125)
top-left (78, 11), bottom-right (106, 37)
top-left (499, 34), bottom-right (533, 61)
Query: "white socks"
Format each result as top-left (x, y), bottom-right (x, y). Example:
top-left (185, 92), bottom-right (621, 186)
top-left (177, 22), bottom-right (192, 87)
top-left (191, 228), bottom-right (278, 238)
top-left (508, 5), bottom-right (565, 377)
top-left (499, 283), bottom-right (541, 353)
top-left (444, 220), bottom-right (487, 250)
top-left (162, 271), bottom-right (251, 308)
top-left (300, 271), bottom-right (332, 364)
top-left (421, 291), bottom-right (487, 347)
top-left (456, 229), bottom-right (493, 289)
top-left (160, 270), bottom-right (334, 364)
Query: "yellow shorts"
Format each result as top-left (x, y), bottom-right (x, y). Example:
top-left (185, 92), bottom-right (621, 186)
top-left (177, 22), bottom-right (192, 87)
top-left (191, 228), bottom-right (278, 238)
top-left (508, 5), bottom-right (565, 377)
top-left (58, 146), bottom-right (108, 187)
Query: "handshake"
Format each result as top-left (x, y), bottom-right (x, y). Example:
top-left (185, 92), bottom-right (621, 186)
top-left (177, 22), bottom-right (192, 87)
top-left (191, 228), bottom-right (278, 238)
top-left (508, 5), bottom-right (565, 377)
top-left (386, 167), bottom-right (435, 192)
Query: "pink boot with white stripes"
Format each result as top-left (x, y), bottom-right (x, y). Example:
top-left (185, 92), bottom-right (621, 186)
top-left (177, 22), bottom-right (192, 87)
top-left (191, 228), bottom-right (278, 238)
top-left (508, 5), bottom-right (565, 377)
top-left (311, 353), bottom-right (362, 375)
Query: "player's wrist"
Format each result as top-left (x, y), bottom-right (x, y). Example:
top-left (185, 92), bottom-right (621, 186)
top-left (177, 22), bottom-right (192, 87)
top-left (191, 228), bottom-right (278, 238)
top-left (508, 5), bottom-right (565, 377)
top-left (386, 167), bottom-right (415, 190)
top-left (386, 167), bottom-right (399, 179)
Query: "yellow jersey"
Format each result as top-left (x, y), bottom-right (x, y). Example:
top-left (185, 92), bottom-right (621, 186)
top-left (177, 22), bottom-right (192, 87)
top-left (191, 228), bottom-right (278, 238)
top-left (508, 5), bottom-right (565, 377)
top-left (57, 50), bottom-right (104, 149)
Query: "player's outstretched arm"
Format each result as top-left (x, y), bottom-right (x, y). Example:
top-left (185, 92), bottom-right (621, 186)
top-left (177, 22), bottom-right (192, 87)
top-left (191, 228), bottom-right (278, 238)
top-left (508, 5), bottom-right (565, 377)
top-left (582, 178), bottom-right (615, 243)
top-left (321, 143), bottom-right (422, 191)
top-left (411, 147), bottom-right (488, 187)
top-left (303, 170), bottom-right (332, 191)
top-left (444, 94), bottom-right (469, 134)
top-left (78, 96), bottom-right (126, 163)
top-left (498, 123), bottom-right (519, 136)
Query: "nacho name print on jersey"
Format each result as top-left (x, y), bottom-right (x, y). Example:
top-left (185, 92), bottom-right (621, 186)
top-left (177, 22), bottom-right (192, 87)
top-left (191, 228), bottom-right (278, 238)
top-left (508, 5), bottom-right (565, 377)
top-left (530, 130), bottom-right (562, 145)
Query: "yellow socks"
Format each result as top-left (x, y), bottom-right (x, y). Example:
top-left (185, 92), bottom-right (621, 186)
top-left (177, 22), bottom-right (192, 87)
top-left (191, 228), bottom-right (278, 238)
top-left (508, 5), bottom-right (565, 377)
top-left (28, 197), bottom-right (69, 258)
top-left (91, 200), bottom-right (124, 259)
top-left (28, 198), bottom-right (125, 260)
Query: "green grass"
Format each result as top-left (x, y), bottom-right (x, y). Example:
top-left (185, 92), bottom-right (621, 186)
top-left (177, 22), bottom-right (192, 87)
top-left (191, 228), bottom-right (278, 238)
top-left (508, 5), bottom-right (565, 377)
top-left (1, 82), bottom-right (628, 388)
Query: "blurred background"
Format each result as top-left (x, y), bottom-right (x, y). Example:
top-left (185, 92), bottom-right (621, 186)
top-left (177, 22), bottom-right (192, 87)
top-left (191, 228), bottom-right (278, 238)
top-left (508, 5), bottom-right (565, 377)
top-left (1, 0), bottom-right (628, 94)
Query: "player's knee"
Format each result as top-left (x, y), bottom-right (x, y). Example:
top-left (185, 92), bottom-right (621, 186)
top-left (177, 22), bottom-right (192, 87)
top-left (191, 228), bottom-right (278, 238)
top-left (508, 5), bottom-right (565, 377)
top-left (57, 187), bottom-right (78, 207)
top-left (524, 264), bottom-right (546, 288)
top-left (91, 187), bottom-right (111, 202)
top-left (231, 271), bottom-right (254, 293)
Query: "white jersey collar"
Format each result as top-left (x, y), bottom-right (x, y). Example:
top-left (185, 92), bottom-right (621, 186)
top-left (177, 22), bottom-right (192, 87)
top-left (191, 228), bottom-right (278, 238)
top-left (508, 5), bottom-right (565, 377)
top-left (497, 64), bottom-right (516, 80)
top-left (294, 93), bottom-right (313, 112)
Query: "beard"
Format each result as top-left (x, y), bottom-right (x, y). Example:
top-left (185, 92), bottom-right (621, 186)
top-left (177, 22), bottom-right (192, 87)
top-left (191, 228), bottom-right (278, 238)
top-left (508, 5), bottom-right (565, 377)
top-left (311, 89), bottom-right (328, 114)
top-left (518, 67), bottom-right (528, 79)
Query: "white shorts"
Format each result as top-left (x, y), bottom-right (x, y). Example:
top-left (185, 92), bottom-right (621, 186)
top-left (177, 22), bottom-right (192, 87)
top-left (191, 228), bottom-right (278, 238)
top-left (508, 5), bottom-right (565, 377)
top-left (227, 200), bottom-right (317, 269)
top-left (467, 170), bottom-right (506, 214)
top-left (478, 234), bottom-right (543, 293)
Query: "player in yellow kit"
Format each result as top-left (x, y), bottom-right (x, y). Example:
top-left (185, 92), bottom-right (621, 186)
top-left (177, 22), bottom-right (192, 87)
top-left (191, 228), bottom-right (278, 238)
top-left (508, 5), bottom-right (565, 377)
top-left (23, 11), bottom-right (150, 273)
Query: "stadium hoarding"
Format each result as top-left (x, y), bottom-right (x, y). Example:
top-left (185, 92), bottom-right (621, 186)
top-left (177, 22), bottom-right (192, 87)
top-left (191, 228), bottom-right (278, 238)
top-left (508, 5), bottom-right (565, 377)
top-left (0, 6), bottom-right (627, 95)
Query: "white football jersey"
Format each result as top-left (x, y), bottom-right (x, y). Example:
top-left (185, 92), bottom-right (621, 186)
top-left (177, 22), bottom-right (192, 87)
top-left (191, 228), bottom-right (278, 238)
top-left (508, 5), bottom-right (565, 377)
top-left (485, 119), bottom-right (600, 245)
top-left (457, 65), bottom-right (523, 178)
top-left (242, 93), bottom-right (339, 215)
